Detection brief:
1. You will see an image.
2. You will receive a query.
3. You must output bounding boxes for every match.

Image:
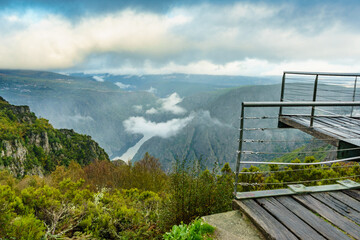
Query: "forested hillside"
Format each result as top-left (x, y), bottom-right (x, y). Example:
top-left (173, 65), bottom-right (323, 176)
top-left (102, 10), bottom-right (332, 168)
top-left (0, 96), bottom-right (108, 177)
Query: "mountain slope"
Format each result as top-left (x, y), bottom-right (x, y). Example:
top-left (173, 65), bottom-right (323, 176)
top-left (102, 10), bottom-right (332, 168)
top-left (0, 96), bottom-right (109, 177)
top-left (133, 85), bottom-right (309, 169)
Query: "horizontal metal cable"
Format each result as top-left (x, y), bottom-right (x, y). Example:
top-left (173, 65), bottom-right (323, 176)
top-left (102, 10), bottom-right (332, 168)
top-left (285, 77), bottom-right (318, 81)
top-left (236, 174), bottom-right (360, 186)
top-left (284, 90), bottom-right (311, 95)
top-left (238, 156), bottom-right (360, 165)
top-left (243, 101), bottom-right (360, 107)
top-left (242, 116), bottom-right (279, 120)
top-left (315, 95), bottom-right (352, 101)
top-left (242, 125), bottom-right (360, 135)
top-left (316, 108), bottom-right (356, 121)
top-left (238, 146), bottom-right (360, 155)
top-left (236, 164), bottom-right (358, 175)
top-left (242, 138), bottom-right (338, 143)
top-left (283, 97), bottom-right (312, 101)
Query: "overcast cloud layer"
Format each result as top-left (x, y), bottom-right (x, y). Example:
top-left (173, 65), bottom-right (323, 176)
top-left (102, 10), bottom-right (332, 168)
top-left (1, 1), bottom-right (360, 75)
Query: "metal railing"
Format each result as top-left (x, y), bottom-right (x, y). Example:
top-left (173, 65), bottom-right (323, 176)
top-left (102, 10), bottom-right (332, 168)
top-left (234, 101), bottom-right (360, 194)
top-left (279, 71), bottom-right (360, 125)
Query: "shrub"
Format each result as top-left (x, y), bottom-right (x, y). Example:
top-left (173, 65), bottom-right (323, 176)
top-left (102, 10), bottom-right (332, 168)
top-left (163, 218), bottom-right (215, 240)
top-left (160, 158), bottom-right (234, 230)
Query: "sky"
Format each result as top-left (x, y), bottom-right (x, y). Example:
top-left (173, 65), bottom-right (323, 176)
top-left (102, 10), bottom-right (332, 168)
top-left (1, 0), bottom-right (360, 76)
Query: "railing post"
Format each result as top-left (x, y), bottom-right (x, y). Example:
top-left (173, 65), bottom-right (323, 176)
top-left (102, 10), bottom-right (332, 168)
top-left (351, 76), bottom-right (358, 117)
top-left (279, 72), bottom-right (286, 117)
top-left (234, 102), bottom-right (245, 196)
top-left (310, 74), bottom-right (319, 127)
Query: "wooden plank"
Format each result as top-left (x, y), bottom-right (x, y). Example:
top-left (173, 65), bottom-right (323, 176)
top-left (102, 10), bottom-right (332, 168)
top-left (279, 116), bottom-right (339, 146)
top-left (329, 117), bottom-right (360, 131)
top-left (299, 116), bottom-right (360, 147)
top-left (313, 118), bottom-right (358, 139)
top-left (277, 196), bottom-right (352, 240)
top-left (293, 194), bottom-right (360, 240)
top-left (318, 117), bottom-right (360, 137)
top-left (328, 191), bottom-right (360, 212)
top-left (343, 189), bottom-right (360, 201)
top-left (311, 192), bottom-right (360, 225)
top-left (294, 116), bottom-right (352, 140)
top-left (296, 116), bottom-right (357, 139)
top-left (236, 188), bottom-right (294, 200)
top-left (315, 117), bottom-right (360, 138)
top-left (256, 197), bottom-right (326, 240)
top-left (233, 199), bottom-right (298, 240)
top-left (334, 117), bottom-right (360, 128)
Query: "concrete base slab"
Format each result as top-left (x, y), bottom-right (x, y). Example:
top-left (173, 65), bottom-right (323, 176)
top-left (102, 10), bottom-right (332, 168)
top-left (202, 210), bottom-right (265, 240)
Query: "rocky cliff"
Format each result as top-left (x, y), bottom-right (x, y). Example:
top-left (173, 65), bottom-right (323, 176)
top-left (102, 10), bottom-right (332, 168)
top-left (0, 96), bottom-right (109, 177)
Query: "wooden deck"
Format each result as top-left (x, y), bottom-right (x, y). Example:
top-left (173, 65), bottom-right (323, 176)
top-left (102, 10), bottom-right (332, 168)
top-left (279, 115), bottom-right (360, 158)
top-left (233, 189), bottom-right (360, 240)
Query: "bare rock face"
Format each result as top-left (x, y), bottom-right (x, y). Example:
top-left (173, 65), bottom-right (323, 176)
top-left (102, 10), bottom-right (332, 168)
top-left (2, 140), bottom-right (28, 159)
top-left (29, 132), bottom-right (50, 153)
top-left (1, 139), bottom-right (29, 177)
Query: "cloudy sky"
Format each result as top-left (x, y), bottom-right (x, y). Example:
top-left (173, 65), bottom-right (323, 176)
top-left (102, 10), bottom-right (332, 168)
top-left (1, 0), bottom-right (360, 76)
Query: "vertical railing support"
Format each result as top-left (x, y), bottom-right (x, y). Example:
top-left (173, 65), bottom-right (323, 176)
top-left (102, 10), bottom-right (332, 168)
top-left (310, 74), bottom-right (319, 127)
top-left (351, 76), bottom-right (358, 117)
top-left (279, 72), bottom-right (286, 117)
top-left (234, 102), bottom-right (245, 196)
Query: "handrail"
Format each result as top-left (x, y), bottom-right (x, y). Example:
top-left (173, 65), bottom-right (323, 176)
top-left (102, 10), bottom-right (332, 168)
top-left (284, 71), bottom-right (360, 77)
top-left (279, 71), bottom-right (360, 120)
top-left (233, 100), bottom-right (360, 195)
top-left (243, 101), bottom-right (360, 107)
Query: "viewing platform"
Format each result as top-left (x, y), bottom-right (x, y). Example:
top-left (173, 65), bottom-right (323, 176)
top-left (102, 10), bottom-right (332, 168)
top-left (230, 71), bottom-right (360, 240)
top-left (233, 184), bottom-right (360, 240)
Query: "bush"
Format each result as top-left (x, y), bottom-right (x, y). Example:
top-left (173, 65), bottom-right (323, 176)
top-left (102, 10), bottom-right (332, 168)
top-left (5, 214), bottom-right (46, 240)
top-left (163, 219), bottom-right (215, 240)
top-left (160, 159), bottom-right (234, 230)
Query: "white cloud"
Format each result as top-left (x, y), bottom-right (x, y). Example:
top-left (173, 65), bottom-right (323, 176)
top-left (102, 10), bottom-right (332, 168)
top-left (0, 9), bottom-right (187, 69)
top-left (159, 92), bottom-right (186, 114)
top-left (63, 114), bottom-right (94, 123)
top-left (146, 107), bottom-right (158, 114)
top-left (123, 114), bottom-right (194, 138)
top-left (133, 105), bottom-right (143, 112)
top-left (2, 3), bottom-right (360, 75)
top-left (115, 81), bottom-right (132, 89)
top-left (146, 86), bottom-right (157, 94)
top-left (93, 76), bottom-right (104, 82)
top-left (142, 92), bottom-right (186, 115)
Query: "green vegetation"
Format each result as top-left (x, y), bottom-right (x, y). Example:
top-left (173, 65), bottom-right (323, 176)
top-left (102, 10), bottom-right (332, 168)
top-left (0, 97), bottom-right (108, 176)
top-left (0, 155), bottom-right (230, 239)
top-left (1, 151), bottom-right (359, 239)
top-left (163, 219), bottom-right (215, 240)
top-left (238, 156), bottom-right (360, 192)
top-left (1, 86), bottom-right (359, 239)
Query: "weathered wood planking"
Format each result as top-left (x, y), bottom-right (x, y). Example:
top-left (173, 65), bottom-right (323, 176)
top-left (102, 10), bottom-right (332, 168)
top-left (276, 196), bottom-right (352, 240)
top-left (311, 192), bottom-right (360, 225)
top-left (256, 197), bottom-right (326, 240)
top-left (343, 189), bottom-right (360, 201)
top-left (315, 117), bottom-right (360, 138)
top-left (279, 115), bottom-right (360, 149)
top-left (293, 194), bottom-right (360, 240)
top-left (278, 115), bottom-right (339, 146)
top-left (328, 191), bottom-right (360, 212)
top-left (233, 199), bottom-right (298, 240)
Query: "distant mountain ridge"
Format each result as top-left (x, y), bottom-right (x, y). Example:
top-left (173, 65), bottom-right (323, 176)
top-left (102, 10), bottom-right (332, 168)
top-left (0, 69), bottom-right (305, 169)
top-left (0, 96), bottom-right (109, 177)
